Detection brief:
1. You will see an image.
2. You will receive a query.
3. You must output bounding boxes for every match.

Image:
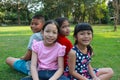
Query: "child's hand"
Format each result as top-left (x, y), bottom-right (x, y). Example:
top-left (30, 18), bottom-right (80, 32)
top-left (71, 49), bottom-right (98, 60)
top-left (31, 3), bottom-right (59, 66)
top-left (83, 76), bottom-right (88, 80)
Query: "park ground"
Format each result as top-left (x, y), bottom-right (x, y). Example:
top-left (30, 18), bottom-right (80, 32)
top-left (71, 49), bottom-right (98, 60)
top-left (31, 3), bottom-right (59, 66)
top-left (0, 25), bottom-right (120, 80)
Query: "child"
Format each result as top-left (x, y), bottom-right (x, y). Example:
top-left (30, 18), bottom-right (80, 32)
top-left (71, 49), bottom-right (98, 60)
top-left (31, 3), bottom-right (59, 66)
top-left (55, 17), bottom-right (73, 68)
top-left (5, 14), bottom-right (45, 75)
top-left (65, 23), bottom-right (114, 80)
top-left (21, 20), bottom-right (70, 80)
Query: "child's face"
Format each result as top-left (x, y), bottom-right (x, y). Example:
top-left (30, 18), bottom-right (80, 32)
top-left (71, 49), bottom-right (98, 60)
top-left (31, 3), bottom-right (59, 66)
top-left (30, 19), bottom-right (44, 33)
top-left (60, 20), bottom-right (70, 36)
top-left (76, 30), bottom-right (93, 46)
top-left (43, 24), bottom-right (58, 46)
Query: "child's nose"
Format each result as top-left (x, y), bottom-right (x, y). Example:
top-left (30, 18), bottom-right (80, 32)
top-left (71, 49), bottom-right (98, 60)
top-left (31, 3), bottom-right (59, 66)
top-left (84, 34), bottom-right (89, 37)
top-left (31, 25), bottom-right (35, 28)
top-left (48, 32), bottom-right (52, 36)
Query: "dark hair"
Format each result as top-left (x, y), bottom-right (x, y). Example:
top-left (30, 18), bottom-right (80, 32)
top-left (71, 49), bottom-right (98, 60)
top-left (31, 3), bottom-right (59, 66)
top-left (55, 17), bottom-right (68, 28)
top-left (42, 20), bottom-right (60, 33)
top-left (32, 14), bottom-right (45, 23)
top-left (73, 23), bottom-right (93, 55)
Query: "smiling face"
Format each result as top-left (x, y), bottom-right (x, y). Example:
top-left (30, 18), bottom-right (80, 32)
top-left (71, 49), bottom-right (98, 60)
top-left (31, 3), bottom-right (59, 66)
top-left (30, 19), bottom-right (44, 33)
top-left (43, 23), bottom-right (58, 46)
top-left (76, 30), bottom-right (93, 46)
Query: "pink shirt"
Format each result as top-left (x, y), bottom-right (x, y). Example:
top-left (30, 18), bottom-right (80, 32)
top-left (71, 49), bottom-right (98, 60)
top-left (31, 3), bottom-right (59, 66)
top-left (32, 40), bottom-right (66, 70)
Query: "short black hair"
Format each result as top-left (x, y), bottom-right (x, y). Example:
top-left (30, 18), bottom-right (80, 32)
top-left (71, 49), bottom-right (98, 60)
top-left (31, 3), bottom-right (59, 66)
top-left (32, 14), bottom-right (45, 23)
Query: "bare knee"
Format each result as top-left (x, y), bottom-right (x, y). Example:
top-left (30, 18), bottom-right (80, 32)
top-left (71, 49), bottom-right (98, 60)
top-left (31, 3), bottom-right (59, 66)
top-left (98, 68), bottom-right (114, 78)
top-left (97, 68), bottom-right (114, 80)
top-left (5, 57), bottom-right (19, 67)
top-left (107, 68), bottom-right (114, 77)
top-left (6, 57), bottom-right (12, 64)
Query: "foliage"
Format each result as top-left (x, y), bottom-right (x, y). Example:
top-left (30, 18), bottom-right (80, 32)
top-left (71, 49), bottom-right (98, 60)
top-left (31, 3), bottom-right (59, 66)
top-left (0, 0), bottom-right (119, 25)
top-left (0, 0), bottom-right (32, 25)
top-left (0, 12), bottom-right (5, 23)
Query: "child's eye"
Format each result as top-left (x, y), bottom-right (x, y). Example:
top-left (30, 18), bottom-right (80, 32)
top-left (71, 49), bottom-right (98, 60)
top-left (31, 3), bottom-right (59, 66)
top-left (62, 25), bottom-right (70, 28)
top-left (35, 23), bottom-right (38, 25)
top-left (45, 30), bottom-right (50, 33)
top-left (80, 33), bottom-right (84, 35)
top-left (87, 32), bottom-right (92, 35)
top-left (53, 31), bottom-right (57, 34)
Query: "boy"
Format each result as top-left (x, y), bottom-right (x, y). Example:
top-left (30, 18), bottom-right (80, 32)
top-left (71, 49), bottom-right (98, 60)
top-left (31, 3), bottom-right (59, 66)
top-left (6, 14), bottom-right (45, 75)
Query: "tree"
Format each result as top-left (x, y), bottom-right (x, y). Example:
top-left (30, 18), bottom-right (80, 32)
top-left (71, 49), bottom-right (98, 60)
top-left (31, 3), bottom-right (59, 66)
top-left (0, 0), bottom-right (31, 25)
top-left (71, 0), bottom-right (108, 23)
top-left (112, 0), bottom-right (120, 31)
top-left (0, 0), bottom-right (113, 25)
top-left (38, 0), bottom-right (74, 19)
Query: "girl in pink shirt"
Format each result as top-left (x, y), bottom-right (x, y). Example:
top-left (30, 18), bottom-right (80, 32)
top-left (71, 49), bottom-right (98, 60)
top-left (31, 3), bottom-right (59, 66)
top-left (21, 20), bottom-right (70, 80)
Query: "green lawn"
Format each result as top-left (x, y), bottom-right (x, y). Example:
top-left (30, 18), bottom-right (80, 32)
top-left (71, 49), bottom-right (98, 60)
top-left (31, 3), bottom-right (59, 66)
top-left (0, 25), bottom-right (120, 80)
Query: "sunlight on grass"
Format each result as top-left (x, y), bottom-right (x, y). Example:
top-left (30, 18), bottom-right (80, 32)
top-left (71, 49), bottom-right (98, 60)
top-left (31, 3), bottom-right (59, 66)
top-left (0, 34), bottom-right (31, 36)
top-left (0, 26), bottom-right (32, 36)
top-left (96, 32), bottom-right (120, 38)
top-left (0, 26), bottom-right (30, 32)
top-left (92, 25), bottom-right (120, 39)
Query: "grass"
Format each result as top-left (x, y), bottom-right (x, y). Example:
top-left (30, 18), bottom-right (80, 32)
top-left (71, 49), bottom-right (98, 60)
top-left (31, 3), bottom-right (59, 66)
top-left (0, 25), bottom-right (120, 80)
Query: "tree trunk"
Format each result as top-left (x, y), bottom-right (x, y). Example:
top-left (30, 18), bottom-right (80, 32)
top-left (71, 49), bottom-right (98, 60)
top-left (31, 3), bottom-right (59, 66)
top-left (17, 0), bottom-right (21, 25)
top-left (112, 0), bottom-right (119, 31)
top-left (113, 17), bottom-right (117, 31)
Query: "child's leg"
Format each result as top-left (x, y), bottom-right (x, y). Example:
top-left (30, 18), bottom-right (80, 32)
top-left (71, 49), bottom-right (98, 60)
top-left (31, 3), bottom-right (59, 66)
top-left (6, 57), bottom-right (20, 67)
top-left (20, 76), bottom-right (33, 80)
top-left (97, 68), bottom-right (114, 80)
top-left (6, 57), bottom-right (31, 75)
top-left (13, 60), bottom-right (31, 75)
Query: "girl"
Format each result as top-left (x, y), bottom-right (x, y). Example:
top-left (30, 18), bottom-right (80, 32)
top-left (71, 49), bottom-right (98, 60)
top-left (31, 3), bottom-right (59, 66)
top-left (55, 17), bottom-right (73, 68)
top-left (65, 23), bottom-right (114, 80)
top-left (21, 20), bottom-right (69, 80)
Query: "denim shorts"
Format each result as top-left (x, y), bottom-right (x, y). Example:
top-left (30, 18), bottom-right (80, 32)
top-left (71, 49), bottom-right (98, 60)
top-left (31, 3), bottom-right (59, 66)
top-left (21, 70), bottom-right (70, 80)
top-left (13, 60), bottom-right (31, 75)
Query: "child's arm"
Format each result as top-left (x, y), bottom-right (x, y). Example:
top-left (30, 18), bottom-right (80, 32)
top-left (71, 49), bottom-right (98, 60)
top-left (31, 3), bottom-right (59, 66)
top-left (49, 56), bottom-right (64, 80)
top-left (31, 51), bottom-right (39, 80)
top-left (20, 49), bottom-right (32, 60)
top-left (68, 50), bottom-right (87, 80)
top-left (88, 64), bottom-right (100, 80)
top-left (21, 33), bottom-right (41, 60)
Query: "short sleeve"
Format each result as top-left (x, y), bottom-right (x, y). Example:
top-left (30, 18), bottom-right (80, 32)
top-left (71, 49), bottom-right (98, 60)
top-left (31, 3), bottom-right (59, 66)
top-left (58, 45), bottom-right (66, 56)
top-left (32, 40), bottom-right (39, 53)
top-left (27, 32), bottom-right (43, 50)
top-left (27, 35), bottom-right (34, 50)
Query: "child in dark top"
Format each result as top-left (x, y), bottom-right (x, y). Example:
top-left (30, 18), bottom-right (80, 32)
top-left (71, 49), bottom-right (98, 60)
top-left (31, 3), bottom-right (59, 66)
top-left (55, 17), bottom-right (73, 68)
top-left (65, 23), bottom-right (114, 80)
